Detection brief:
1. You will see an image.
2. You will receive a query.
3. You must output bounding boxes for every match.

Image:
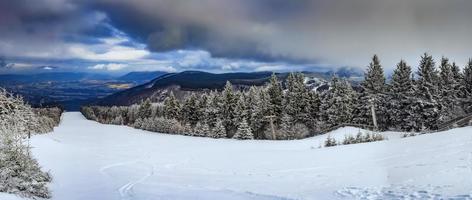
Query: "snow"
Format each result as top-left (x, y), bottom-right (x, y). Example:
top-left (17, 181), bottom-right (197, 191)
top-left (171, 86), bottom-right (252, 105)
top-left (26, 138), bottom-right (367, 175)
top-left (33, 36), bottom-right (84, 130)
top-left (4, 112), bottom-right (472, 200)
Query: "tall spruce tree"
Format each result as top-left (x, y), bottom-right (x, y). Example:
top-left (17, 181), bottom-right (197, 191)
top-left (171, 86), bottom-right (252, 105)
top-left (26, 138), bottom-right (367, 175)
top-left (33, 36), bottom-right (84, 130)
top-left (210, 119), bottom-right (227, 138)
top-left (463, 59), bottom-right (472, 97)
top-left (267, 73), bottom-right (284, 124)
top-left (354, 55), bottom-right (388, 130)
top-left (322, 76), bottom-right (357, 127)
top-left (414, 53), bottom-right (440, 130)
top-left (438, 57), bottom-right (462, 121)
top-left (246, 86), bottom-right (266, 138)
top-left (221, 81), bottom-right (238, 136)
top-left (284, 73), bottom-right (310, 125)
top-left (451, 62), bottom-right (464, 98)
top-left (203, 91), bottom-right (220, 128)
top-left (138, 99), bottom-right (152, 119)
top-left (462, 59), bottom-right (472, 112)
top-left (163, 92), bottom-right (180, 119)
top-left (362, 55), bottom-right (386, 93)
top-left (181, 93), bottom-right (199, 125)
top-left (306, 91), bottom-right (321, 131)
top-left (232, 118), bottom-right (254, 140)
top-left (417, 53), bottom-right (439, 100)
top-left (389, 60), bottom-right (417, 131)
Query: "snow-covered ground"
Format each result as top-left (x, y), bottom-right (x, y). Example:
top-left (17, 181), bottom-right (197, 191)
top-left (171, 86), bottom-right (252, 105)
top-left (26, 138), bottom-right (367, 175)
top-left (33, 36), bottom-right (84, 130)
top-left (3, 112), bottom-right (472, 200)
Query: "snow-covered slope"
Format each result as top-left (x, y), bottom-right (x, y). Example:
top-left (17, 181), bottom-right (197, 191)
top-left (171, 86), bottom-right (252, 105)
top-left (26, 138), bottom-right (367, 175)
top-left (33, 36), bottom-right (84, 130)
top-left (4, 112), bottom-right (472, 200)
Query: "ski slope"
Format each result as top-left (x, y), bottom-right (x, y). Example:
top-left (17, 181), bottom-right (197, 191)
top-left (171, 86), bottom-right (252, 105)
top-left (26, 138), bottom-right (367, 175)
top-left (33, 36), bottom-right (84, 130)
top-left (4, 112), bottom-right (472, 200)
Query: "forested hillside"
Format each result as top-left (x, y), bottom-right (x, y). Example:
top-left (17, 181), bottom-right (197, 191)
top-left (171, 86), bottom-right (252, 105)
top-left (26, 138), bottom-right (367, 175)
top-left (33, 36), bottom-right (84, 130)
top-left (0, 89), bottom-right (63, 198)
top-left (83, 54), bottom-right (472, 140)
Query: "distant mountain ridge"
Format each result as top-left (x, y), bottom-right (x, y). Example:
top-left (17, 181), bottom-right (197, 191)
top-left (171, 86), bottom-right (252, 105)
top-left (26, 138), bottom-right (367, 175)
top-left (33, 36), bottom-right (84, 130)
top-left (95, 71), bottom-right (276, 106)
top-left (117, 71), bottom-right (168, 83)
top-left (95, 69), bottom-right (362, 106)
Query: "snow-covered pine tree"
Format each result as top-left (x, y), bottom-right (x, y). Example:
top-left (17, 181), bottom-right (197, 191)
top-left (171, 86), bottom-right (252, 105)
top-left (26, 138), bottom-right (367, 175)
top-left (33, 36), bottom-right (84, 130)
top-left (353, 55), bottom-right (389, 130)
top-left (210, 119), bottom-right (227, 138)
top-left (363, 55), bottom-right (386, 93)
top-left (197, 93), bottom-right (208, 123)
top-left (284, 73), bottom-right (310, 126)
top-left (306, 91), bottom-right (321, 132)
top-left (163, 92), bottom-right (180, 120)
top-left (322, 76), bottom-right (357, 128)
top-left (127, 104), bottom-right (140, 124)
top-left (181, 93), bottom-right (199, 126)
top-left (462, 59), bottom-right (472, 112)
top-left (389, 60), bottom-right (418, 131)
top-left (389, 60), bottom-right (413, 130)
top-left (204, 91), bottom-right (221, 128)
top-left (194, 122), bottom-right (209, 137)
top-left (245, 86), bottom-right (266, 138)
top-left (463, 59), bottom-right (472, 96)
top-left (232, 118), bottom-right (254, 140)
top-left (138, 98), bottom-right (152, 119)
top-left (221, 81), bottom-right (238, 137)
top-left (451, 62), bottom-right (465, 99)
top-left (438, 57), bottom-right (462, 121)
top-left (0, 89), bottom-right (51, 198)
top-left (414, 53), bottom-right (440, 130)
top-left (417, 53), bottom-right (440, 100)
top-left (267, 73), bottom-right (284, 125)
top-left (234, 92), bottom-right (249, 124)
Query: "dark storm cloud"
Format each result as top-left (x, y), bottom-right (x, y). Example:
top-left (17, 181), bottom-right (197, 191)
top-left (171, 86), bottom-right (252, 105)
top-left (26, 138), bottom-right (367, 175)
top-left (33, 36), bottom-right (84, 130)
top-left (1, 0), bottom-right (472, 71)
top-left (79, 0), bottom-right (472, 69)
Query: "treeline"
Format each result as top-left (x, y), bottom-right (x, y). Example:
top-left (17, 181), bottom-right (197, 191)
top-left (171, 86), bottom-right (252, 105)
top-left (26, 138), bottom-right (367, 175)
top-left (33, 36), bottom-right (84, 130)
top-left (0, 89), bottom-right (62, 198)
top-left (82, 54), bottom-right (472, 140)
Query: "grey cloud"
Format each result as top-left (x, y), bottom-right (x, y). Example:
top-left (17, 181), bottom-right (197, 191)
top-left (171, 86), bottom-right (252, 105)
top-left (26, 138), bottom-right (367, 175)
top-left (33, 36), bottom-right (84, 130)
top-left (2, 0), bottom-right (472, 72)
top-left (81, 0), bottom-right (472, 70)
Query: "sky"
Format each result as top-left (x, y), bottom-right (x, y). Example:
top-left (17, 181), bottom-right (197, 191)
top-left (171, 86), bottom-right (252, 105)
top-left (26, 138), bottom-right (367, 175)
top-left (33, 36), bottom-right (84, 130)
top-left (1, 0), bottom-right (472, 74)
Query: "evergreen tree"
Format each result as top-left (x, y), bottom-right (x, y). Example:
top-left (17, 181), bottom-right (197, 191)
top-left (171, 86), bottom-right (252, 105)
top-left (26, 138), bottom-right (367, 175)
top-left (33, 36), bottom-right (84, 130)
top-left (284, 73), bottom-right (310, 125)
top-left (451, 62), bottom-right (465, 98)
top-left (362, 55), bottom-right (386, 93)
top-left (246, 87), bottom-right (266, 138)
top-left (417, 53), bottom-right (439, 100)
top-left (234, 93), bottom-right (249, 123)
top-left (306, 91), bottom-right (321, 131)
top-left (322, 77), bottom-right (357, 127)
top-left (391, 60), bottom-right (414, 94)
top-left (462, 59), bottom-right (472, 112)
top-left (354, 55), bottom-right (388, 129)
top-left (389, 60), bottom-right (416, 131)
top-left (267, 73), bottom-right (284, 124)
top-left (221, 81), bottom-right (238, 136)
top-left (181, 94), bottom-right (199, 125)
top-left (194, 122), bottom-right (209, 137)
top-left (138, 99), bottom-right (152, 119)
top-left (463, 59), bottom-right (472, 97)
top-left (210, 119), bottom-right (227, 138)
top-left (204, 91), bottom-right (221, 128)
top-left (414, 53), bottom-right (440, 130)
top-left (438, 57), bottom-right (461, 121)
top-left (197, 93), bottom-right (209, 123)
top-left (163, 92), bottom-right (180, 119)
top-left (232, 118), bottom-right (254, 140)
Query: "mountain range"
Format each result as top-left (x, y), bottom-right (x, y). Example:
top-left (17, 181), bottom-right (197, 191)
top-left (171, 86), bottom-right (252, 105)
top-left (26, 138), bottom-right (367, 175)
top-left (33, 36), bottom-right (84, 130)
top-left (0, 67), bottom-right (363, 110)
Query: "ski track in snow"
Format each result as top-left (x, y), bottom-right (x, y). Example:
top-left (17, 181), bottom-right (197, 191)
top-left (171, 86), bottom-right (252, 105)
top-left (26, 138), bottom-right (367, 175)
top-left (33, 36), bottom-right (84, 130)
top-left (15, 112), bottom-right (472, 200)
top-left (100, 159), bottom-right (156, 200)
top-left (117, 162), bottom-right (154, 200)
